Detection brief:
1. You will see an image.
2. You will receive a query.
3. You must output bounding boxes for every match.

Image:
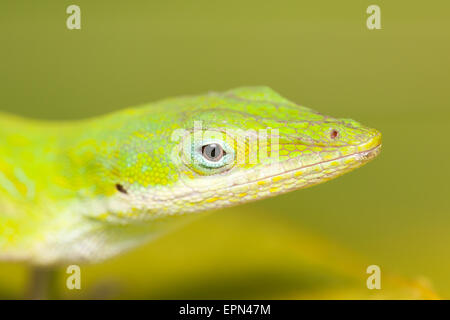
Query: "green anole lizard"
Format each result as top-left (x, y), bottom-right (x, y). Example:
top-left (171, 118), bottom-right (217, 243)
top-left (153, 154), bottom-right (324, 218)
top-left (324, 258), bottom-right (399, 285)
top-left (0, 87), bottom-right (381, 265)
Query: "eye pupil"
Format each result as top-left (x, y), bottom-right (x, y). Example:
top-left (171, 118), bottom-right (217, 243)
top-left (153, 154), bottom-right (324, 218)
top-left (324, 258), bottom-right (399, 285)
top-left (202, 143), bottom-right (224, 162)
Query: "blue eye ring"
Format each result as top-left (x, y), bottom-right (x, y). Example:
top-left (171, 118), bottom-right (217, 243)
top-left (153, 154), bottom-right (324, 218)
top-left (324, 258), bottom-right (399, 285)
top-left (191, 138), bottom-right (235, 172)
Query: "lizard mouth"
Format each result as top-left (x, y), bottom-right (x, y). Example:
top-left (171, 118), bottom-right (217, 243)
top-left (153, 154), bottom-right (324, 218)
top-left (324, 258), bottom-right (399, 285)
top-left (354, 144), bottom-right (382, 161)
top-left (252, 131), bottom-right (382, 176)
top-left (240, 143), bottom-right (382, 187)
top-left (217, 133), bottom-right (383, 193)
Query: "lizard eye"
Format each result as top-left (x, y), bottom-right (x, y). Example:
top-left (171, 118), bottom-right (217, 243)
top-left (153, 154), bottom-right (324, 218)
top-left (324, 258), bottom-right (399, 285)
top-left (180, 133), bottom-right (235, 175)
top-left (202, 143), bottom-right (225, 162)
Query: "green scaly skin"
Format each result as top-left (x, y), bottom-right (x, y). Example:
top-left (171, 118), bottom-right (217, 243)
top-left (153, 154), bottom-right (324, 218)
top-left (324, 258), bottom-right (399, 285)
top-left (0, 87), bottom-right (381, 265)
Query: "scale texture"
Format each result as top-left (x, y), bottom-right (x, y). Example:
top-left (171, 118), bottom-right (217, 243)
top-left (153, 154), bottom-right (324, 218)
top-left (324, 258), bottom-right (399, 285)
top-left (0, 87), bottom-right (381, 265)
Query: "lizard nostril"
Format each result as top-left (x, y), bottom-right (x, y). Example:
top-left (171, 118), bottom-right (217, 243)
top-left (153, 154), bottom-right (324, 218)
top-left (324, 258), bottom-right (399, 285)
top-left (330, 129), bottom-right (339, 139)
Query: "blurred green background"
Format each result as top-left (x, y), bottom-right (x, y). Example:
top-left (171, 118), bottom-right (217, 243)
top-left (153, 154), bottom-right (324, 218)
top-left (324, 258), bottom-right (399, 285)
top-left (0, 0), bottom-right (449, 299)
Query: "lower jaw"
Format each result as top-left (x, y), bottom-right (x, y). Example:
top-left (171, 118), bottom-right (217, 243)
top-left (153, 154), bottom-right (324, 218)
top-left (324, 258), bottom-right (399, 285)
top-left (240, 143), bottom-right (382, 195)
top-left (194, 144), bottom-right (381, 208)
top-left (356, 144), bottom-right (382, 161)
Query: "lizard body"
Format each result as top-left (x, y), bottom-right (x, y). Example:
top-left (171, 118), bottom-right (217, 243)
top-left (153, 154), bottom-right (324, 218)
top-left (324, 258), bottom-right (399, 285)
top-left (0, 87), bottom-right (381, 265)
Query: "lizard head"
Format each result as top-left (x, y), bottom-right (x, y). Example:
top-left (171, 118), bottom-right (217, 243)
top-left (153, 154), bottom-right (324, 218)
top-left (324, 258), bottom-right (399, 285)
top-left (3, 87), bottom-right (381, 264)
top-left (103, 87), bottom-right (381, 221)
